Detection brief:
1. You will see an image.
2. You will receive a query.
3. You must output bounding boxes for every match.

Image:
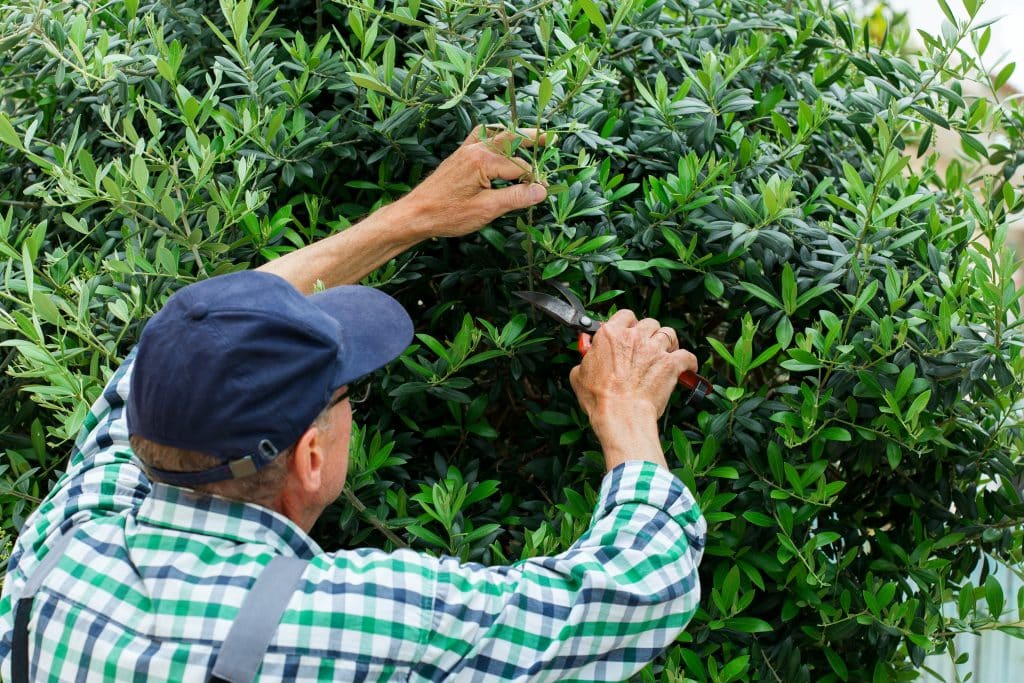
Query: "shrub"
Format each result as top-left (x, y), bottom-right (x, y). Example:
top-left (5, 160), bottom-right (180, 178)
top-left (3, 0), bottom-right (1024, 679)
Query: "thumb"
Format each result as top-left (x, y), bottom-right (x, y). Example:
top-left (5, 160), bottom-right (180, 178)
top-left (484, 182), bottom-right (547, 215)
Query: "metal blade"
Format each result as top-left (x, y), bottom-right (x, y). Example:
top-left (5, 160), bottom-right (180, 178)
top-left (549, 280), bottom-right (585, 314)
top-left (513, 290), bottom-right (581, 329)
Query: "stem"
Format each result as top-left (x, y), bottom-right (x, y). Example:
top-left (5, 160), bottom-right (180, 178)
top-left (342, 486), bottom-right (410, 549)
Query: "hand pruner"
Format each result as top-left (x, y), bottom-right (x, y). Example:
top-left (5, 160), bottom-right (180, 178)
top-left (514, 281), bottom-right (713, 404)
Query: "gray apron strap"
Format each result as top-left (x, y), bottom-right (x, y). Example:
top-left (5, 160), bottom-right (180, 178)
top-left (12, 530), bottom-right (78, 683)
top-left (210, 555), bottom-right (308, 683)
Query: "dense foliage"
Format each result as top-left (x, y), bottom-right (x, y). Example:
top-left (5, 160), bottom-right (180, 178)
top-left (3, 0), bottom-right (1024, 679)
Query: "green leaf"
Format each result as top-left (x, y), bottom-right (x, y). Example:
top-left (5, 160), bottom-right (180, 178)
top-left (959, 130), bottom-right (988, 158)
top-left (61, 212), bottom-right (89, 235)
top-left (577, 0), bottom-right (607, 32)
top-left (794, 283), bottom-right (838, 309)
top-left (781, 264), bottom-right (797, 314)
top-left (415, 334), bottom-right (450, 362)
top-left (781, 349), bottom-right (821, 371)
top-left (917, 124), bottom-right (933, 157)
top-left (723, 617), bottom-right (772, 633)
top-left (894, 364), bottom-right (915, 401)
top-left (997, 625), bottom-right (1024, 638)
top-left (615, 259), bottom-right (652, 273)
top-left (406, 524), bottom-right (447, 548)
top-left (820, 426), bottom-right (851, 442)
top-left (912, 106), bottom-right (949, 129)
top-left (825, 647), bottom-right (850, 681)
top-left (958, 581), bottom-right (976, 619)
top-left (0, 113), bottom-right (23, 150)
top-left (994, 62), bottom-right (1016, 90)
top-left (986, 574), bottom-right (1005, 618)
top-left (541, 259), bottom-right (568, 280)
top-left (743, 511), bottom-right (775, 527)
top-left (719, 655), bottom-right (750, 682)
top-left (31, 291), bottom-right (62, 326)
top-left (349, 73), bottom-right (391, 94)
top-left (935, 0), bottom-right (956, 25)
top-left (707, 466), bottom-right (739, 479)
top-left (704, 272), bottom-right (724, 297)
top-left (538, 77), bottom-right (552, 117)
top-left (131, 156), bottom-right (150, 191)
top-left (886, 442), bottom-right (902, 470)
top-left (707, 337), bottom-right (735, 365)
top-left (740, 282), bottom-right (782, 309)
top-left (464, 480), bottom-right (499, 506)
top-left (906, 390), bottom-right (931, 425)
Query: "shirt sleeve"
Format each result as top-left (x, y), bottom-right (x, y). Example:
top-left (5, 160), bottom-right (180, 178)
top-left (4, 349), bottom-right (150, 581)
top-left (413, 460), bottom-right (706, 682)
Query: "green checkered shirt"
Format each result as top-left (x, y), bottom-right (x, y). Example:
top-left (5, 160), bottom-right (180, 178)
top-left (0, 353), bottom-right (705, 681)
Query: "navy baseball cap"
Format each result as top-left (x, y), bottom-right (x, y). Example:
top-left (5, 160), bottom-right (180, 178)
top-left (126, 270), bottom-right (413, 486)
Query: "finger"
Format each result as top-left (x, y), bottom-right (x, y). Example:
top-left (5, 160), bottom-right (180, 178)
top-left (479, 151), bottom-right (534, 182)
top-left (461, 124), bottom-right (505, 147)
top-left (569, 365), bottom-right (582, 392)
top-left (669, 348), bottom-right (699, 375)
top-left (653, 326), bottom-right (678, 351)
top-left (474, 183), bottom-right (547, 218)
top-left (606, 309), bottom-right (639, 329)
top-left (486, 128), bottom-right (548, 150)
top-left (635, 317), bottom-right (661, 337)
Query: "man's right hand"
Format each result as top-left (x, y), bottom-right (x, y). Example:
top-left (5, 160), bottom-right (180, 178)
top-left (569, 310), bottom-right (698, 470)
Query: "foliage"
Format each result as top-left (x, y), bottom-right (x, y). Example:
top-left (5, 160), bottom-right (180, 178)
top-left (3, 0), bottom-right (1024, 679)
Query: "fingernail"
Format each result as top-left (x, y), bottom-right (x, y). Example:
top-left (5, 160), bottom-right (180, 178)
top-left (529, 183), bottom-right (547, 202)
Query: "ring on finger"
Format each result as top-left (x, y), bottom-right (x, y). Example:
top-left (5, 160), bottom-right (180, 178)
top-left (655, 328), bottom-right (676, 347)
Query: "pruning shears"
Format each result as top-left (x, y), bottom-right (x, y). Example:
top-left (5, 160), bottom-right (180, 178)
top-left (514, 281), bottom-right (713, 405)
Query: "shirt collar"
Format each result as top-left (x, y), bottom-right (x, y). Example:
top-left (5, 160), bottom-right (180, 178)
top-left (135, 482), bottom-right (324, 559)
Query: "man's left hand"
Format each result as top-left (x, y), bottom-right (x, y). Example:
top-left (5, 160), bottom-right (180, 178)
top-left (400, 125), bottom-right (549, 238)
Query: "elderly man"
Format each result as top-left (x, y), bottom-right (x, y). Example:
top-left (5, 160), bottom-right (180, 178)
top-left (0, 128), bottom-right (706, 682)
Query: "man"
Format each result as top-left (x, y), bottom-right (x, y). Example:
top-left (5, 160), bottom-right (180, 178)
top-left (0, 127), bottom-right (706, 681)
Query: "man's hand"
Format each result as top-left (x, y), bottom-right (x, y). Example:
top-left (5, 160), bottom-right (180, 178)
top-left (400, 125), bottom-right (548, 239)
top-left (258, 125), bottom-right (549, 293)
top-left (569, 310), bottom-right (698, 470)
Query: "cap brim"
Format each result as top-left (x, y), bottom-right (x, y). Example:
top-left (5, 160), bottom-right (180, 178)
top-left (308, 285), bottom-right (413, 387)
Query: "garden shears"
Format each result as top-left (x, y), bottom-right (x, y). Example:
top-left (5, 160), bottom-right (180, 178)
top-left (514, 281), bottom-right (713, 405)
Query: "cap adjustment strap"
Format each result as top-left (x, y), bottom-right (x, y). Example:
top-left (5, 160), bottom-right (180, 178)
top-left (147, 439), bottom-right (281, 487)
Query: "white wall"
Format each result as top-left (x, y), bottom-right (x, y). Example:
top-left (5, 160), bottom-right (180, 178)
top-left (888, 0), bottom-right (1024, 90)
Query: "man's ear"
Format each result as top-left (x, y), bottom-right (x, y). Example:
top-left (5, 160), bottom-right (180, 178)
top-left (288, 424), bottom-right (325, 494)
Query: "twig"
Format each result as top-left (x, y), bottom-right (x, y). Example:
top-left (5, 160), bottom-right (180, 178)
top-left (342, 486), bottom-right (410, 549)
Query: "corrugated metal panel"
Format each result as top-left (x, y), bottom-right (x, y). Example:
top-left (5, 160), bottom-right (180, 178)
top-left (922, 564), bottom-right (1024, 682)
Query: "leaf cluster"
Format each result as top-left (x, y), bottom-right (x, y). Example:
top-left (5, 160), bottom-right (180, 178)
top-left (3, 0), bottom-right (1024, 679)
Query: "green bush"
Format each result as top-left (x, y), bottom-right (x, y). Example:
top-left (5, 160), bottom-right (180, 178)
top-left (3, 0), bottom-right (1024, 679)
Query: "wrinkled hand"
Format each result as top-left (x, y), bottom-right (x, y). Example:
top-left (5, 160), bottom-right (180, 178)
top-left (401, 125), bottom-right (548, 238)
top-left (570, 310), bottom-right (698, 421)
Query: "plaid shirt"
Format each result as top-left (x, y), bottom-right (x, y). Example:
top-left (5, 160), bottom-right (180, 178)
top-left (0, 352), bottom-right (706, 681)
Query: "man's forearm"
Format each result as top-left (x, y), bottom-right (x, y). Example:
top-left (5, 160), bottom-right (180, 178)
top-left (256, 199), bottom-right (431, 294)
top-left (256, 126), bottom-right (547, 294)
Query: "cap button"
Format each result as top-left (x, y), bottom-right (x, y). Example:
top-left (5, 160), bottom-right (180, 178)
top-left (189, 303), bottom-right (209, 320)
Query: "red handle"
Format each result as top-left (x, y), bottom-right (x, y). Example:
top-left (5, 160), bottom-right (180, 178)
top-left (577, 332), bottom-right (712, 400)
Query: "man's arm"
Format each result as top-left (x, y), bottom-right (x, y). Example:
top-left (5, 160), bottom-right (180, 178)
top-left (258, 126), bottom-right (547, 293)
top-left (408, 464), bottom-right (705, 682)
top-left (406, 309), bottom-right (706, 680)
top-left (2, 125), bottom-right (546, 578)
top-left (2, 351), bottom-right (146, 585)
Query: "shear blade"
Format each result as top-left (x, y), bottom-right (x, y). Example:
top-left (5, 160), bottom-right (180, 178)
top-left (513, 290), bottom-right (581, 328)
